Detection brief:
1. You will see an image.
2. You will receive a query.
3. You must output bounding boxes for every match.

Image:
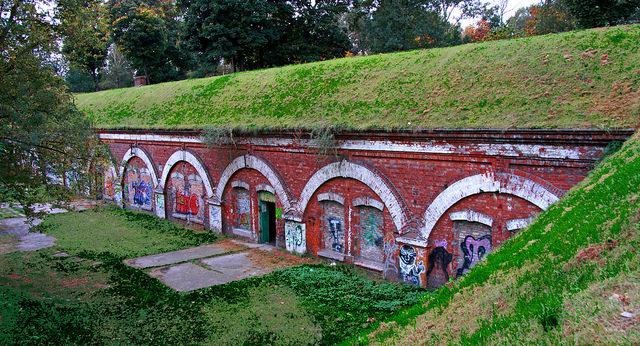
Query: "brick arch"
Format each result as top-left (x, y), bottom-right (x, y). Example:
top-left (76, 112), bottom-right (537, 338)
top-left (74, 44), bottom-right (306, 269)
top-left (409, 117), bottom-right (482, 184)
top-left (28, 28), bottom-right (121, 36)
top-left (119, 146), bottom-right (158, 188)
top-left (160, 149), bottom-right (214, 198)
top-left (297, 160), bottom-right (409, 233)
top-left (421, 172), bottom-right (560, 240)
top-left (216, 154), bottom-right (293, 213)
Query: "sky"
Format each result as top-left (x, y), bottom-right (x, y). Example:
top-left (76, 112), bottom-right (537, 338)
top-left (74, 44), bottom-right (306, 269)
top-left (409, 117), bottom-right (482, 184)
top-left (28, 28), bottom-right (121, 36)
top-left (458, 0), bottom-right (544, 28)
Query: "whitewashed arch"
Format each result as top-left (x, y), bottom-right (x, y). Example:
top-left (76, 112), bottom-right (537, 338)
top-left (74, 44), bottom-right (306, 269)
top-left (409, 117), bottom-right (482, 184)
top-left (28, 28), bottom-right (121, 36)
top-left (297, 160), bottom-right (409, 232)
top-left (421, 172), bottom-right (560, 240)
top-left (119, 147), bottom-right (158, 188)
top-left (216, 155), bottom-right (293, 213)
top-left (160, 150), bottom-right (214, 198)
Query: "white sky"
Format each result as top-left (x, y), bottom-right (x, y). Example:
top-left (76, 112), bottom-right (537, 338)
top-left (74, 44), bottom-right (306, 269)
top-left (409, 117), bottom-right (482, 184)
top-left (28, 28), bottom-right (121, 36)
top-left (457, 0), bottom-right (544, 28)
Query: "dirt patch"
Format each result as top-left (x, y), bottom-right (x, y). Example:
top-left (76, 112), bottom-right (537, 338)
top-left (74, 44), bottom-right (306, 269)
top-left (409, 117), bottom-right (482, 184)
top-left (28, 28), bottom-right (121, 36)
top-left (244, 248), bottom-right (316, 271)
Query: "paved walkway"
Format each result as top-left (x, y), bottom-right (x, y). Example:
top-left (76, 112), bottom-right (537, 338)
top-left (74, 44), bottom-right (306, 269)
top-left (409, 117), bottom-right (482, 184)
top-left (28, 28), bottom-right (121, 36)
top-left (126, 239), bottom-right (312, 292)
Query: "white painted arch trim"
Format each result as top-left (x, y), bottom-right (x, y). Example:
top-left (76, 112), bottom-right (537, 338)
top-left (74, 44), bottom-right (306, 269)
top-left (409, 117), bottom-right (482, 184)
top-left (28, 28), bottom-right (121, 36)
top-left (352, 196), bottom-right (385, 212)
top-left (506, 216), bottom-right (536, 232)
top-left (255, 183), bottom-right (275, 194)
top-left (119, 147), bottom-right (158, 188)
top-left (231, 180), bottom-right (250, 191)
top-left (298, 160), bottom-right (408, 232)
top-left (216, 155), bottom-right (293, 212)
top-left (159, 150), bottom-right (214, 198)
top-left (318, 192), bottom-right (345, 205)
top-left (449, 209), bottom-right (493, 227)
top-left (421, 172), bottom-right (559, 240)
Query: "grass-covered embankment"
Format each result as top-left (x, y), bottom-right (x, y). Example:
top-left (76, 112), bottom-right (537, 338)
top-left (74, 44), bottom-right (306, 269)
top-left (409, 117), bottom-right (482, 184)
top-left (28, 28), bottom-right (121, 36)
top-left (76, 25), bottom-right (640, 130)
top-left (0, 208), bottom-right (426, 344)
top-left (358, 132), bottom-right (640, 344)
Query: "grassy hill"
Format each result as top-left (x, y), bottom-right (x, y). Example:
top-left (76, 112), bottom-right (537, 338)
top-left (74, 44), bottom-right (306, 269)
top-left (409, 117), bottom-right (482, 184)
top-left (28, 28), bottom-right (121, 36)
top-left (76, 25), bottom-right (640, 130)
top-left (354, 131), bottom-right (640, 344)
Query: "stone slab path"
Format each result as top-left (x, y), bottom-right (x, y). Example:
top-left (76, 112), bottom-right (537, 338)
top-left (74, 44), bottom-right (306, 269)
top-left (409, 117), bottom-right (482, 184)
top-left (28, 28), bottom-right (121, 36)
top-left (129, 240), bottom-right (314, 292)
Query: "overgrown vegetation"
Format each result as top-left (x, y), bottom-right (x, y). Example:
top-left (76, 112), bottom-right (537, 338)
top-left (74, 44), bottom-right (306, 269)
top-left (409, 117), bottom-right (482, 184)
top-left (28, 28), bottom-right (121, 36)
top-left (0, 207), bottom-right (426, 344)
top-left (357, 132), bottom-right (640, 344)
top-left (77, 25), bottom-right (640, 130)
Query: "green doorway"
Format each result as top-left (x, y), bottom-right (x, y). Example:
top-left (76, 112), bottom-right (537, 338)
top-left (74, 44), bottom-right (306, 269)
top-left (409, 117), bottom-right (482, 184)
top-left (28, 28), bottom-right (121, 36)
top-left (259, 191), bottom-right (276, 244)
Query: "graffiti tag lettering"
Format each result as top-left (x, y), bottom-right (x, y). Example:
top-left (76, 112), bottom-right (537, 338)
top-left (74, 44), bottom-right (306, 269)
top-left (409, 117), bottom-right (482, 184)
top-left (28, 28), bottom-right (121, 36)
top-left (456, 235), bottom-right (491, 278)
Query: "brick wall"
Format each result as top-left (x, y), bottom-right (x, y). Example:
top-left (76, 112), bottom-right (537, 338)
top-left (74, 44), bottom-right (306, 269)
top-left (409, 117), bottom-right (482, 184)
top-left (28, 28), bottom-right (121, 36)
top-left (100, 128), bottom-right (632, 288)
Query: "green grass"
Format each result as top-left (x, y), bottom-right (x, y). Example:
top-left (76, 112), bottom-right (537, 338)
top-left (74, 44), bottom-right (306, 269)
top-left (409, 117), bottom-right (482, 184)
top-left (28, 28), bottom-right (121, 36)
top-left (36, 207), bottom-right (220, 257)
top-left (76, 25), bottom-right (640, 130)
top-left (0, 207), bottom-right (426, 344)
top-left (356, 131), bottom-right (640, 344)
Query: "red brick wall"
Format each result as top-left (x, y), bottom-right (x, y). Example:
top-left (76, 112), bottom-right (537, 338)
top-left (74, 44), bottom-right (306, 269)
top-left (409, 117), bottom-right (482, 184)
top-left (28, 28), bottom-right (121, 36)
top-left (99, 129), bottom-right (631, 287)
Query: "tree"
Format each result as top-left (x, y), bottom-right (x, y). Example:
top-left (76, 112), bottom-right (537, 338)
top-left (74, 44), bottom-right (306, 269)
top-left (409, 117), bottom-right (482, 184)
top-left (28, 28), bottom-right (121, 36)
top-left (110, 0), bottom-right (187, 83)
top-left (0, 0), bottom-right (107, 215)
top-left (58, 0), bottom-right (110, 91)
top-left (564, 0), bottom-right (640, 28)
top-left (354, 0), bottom-right (461, 54)
top-left (99, 44), bottom-right (134, 90)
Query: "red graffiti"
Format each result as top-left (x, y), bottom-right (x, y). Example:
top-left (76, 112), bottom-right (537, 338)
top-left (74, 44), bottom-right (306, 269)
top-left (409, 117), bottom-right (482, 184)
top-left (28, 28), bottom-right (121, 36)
top-left (176, 191), bottom-right (199, 215)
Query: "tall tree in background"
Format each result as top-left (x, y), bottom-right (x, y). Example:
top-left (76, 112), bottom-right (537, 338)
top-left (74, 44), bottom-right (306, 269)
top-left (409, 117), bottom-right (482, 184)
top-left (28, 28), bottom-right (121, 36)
top-left (110, 0), bottom-right (186, 83)
top-left (0, 0), bottom-right (107, 213)
top-left (58, 0), bottom-right (110, 91)
top-left (352, 0), bottom-right (461, 54)
top-left (180, 0), bottom-right (290, 73)
top-left (99, 44), bottom-right (134, 89)
top-left (564, 0), bottom-right (640, 28)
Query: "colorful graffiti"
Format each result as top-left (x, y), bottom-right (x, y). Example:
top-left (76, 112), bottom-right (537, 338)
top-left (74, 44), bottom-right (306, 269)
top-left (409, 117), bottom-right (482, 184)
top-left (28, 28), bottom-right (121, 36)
top-left (456, 235), bottom-right (491, 278)
top-left (285, 221), bottom-right (306, 254)
top-left (399, 245), bottom-right (425, 286)
top-left (326, 216), bottom-right (343, 252)
top-left (169, 169), bottom-right (205, 223)
top-left (234, 189), bottom-right (251, 230)
top-left (132, 181), bottom-right (152, 206)
top-left (176, 191), bottom-right (200, 215)
top-left (426, 239), bottom-right (453, 289)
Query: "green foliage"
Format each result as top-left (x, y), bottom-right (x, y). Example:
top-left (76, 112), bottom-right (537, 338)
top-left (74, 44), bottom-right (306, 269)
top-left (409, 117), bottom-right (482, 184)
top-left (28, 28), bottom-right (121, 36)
top-left (0, 0), bottom-right (108, 213)
top-left (179, 0), bottom-right (352, 73)
top-left (76, 24), bottom-right (640, 130)
top-left (565, 0), bottom-right (640, 28)
top-left (58, 0), bottom-right (110, 92)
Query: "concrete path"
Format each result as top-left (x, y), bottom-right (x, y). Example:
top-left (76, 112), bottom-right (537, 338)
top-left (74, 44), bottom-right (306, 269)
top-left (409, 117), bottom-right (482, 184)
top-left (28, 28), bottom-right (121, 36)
top-left (125, 243), bottom-right (234, 269)
top-left (128, 239), bottom-right (313, 292)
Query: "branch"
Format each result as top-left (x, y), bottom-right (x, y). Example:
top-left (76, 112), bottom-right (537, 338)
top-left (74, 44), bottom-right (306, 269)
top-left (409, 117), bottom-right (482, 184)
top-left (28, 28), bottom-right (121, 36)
top-left (0, 137), bottom-right (89, 160)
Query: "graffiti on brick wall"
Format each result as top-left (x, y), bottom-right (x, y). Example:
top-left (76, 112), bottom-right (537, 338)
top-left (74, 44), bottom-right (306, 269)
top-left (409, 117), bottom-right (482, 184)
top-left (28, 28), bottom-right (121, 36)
top-left (169, 170), bottom-right (205, 223)
top-left (359, 207), bottom-right (384, 262)
top-left (132, 181), bottom-right (152, 205)
top-left (234, 188), bottom-right (251, 230)
top-left (456, 235), bottom-right (491, 278)
top-left (326, 217), bottom-right (343, 252)
top-left (383, 232), bottom-right (398, 278)
top-left (399, 245), bottom-right (425, 286)
top-left (124, 162), bottom-right (152, 209)
top-left (426, 239), bottom-right (453, 289)
top-left (285, 221), bottom-right (306, 254)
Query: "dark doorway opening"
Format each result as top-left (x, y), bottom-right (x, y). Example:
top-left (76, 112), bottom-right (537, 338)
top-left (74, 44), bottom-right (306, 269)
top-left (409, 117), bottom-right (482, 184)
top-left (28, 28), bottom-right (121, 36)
top-left (259, 199), bottom-right (276, 244)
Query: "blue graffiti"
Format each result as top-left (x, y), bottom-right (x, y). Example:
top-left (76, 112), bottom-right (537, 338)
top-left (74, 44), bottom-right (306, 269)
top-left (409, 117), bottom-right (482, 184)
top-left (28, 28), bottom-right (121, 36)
top-left (327, 217), bottom-right (343, 252)
top-left (132, 181), bottom-right (152, 206)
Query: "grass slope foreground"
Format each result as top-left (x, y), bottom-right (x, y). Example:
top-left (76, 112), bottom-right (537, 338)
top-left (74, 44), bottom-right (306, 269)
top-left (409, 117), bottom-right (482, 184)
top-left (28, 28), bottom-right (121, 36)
top-left (76, 25), bottom-right (640, 130)
top-left (360, 133), bottom-right (640, 344)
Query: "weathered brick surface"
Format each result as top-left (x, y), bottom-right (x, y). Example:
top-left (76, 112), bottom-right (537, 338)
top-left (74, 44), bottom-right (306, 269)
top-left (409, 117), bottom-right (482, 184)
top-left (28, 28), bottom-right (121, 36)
top-left (99, 128), bottom-right (632, 287)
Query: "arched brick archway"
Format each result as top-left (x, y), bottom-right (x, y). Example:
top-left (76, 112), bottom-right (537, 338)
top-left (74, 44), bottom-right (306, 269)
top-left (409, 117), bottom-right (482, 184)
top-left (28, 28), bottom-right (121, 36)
top-left (216, 155), bottom-right (294, 214)
top-left (297, 160), bottom-right (409, 233)
top-left (159, 149), bottom-right (215, 198)
top-left (119, 146), bottom-right (158, 187)
top-left (421, 172), bottom-right (560, 240)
